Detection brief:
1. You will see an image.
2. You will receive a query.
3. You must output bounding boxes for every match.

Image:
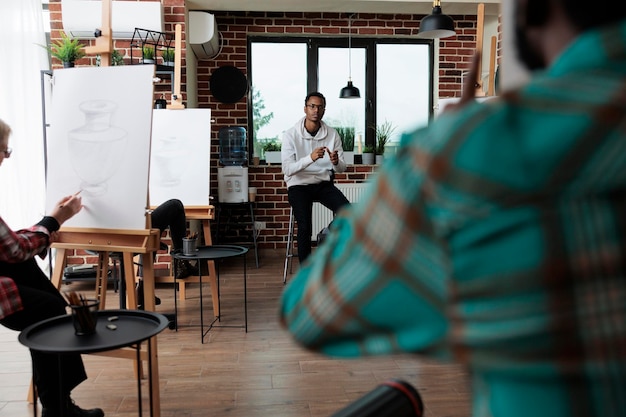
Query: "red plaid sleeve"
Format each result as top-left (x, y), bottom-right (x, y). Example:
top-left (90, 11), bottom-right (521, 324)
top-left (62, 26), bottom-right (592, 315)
top-left (0, 277), bottom-right (23, 319)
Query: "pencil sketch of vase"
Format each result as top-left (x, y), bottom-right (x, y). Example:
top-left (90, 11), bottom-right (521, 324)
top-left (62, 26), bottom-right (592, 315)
top-left (68, 100), bottom-right (127, 196)
top-left (152, 135), bottom-right (190, 186)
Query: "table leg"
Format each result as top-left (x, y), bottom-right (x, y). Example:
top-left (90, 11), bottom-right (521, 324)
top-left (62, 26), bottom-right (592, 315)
top-left (248, 203), bottom-right (259, 268)
top-left (148, 338), bottom-right (155, 417)
top-left (243, 253), bottom-right (248, 332)
top-left (199, 266), bottom-right (204, 342)
top-left (202, 220), bottom-right (220, 318)
top-left (136, 343), bottom-right (142, 417)
top-left (30, 361), bottom-right (38, 417)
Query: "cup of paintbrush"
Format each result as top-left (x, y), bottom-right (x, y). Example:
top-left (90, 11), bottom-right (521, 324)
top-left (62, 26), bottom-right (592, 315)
top-left (67, 292), bottom-right (99, 336)
top-left (182, 232), bottom-right (198, 255)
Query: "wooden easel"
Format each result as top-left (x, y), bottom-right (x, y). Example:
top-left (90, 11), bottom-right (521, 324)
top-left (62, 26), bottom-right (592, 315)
top-left (475, 2), bottom-right (498, 96)
top-left (154, 25), bottom-right (222, 312)
top-left (47, 229), bottom-right (162, 413)
top-left (28, 1), bottom-right (164, 415)
top-left (167, 23), bottom-right (185, 110)
top-left (50, 228), bottom-right (161, 310)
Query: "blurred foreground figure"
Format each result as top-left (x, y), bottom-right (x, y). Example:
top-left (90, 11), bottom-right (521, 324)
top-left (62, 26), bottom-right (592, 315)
top-left (280, 1), bottom-right (626, 416)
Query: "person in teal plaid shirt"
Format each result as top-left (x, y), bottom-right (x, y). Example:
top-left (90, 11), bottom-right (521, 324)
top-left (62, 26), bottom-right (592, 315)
top-left (280, 1), bottom-right (626, 416)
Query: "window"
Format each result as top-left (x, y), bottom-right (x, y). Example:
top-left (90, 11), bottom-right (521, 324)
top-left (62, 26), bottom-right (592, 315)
top-left (249, 42), bottom-right (307, 159)
top-left (248, 37), bottom-right (432, 161)
top-left (319, 46), bottom-right (366, 152)
top-left (376, 43), bottom-right (432, 155)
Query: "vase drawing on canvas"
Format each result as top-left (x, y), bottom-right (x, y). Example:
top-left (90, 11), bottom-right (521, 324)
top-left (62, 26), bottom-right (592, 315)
top-left (68, 100), bottom-right (127, 196)
top-left (152, 135), bottom-right (190, 186)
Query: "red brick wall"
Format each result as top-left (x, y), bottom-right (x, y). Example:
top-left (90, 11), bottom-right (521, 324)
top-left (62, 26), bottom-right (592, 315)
top-left (48, 2), bottom-right (490, 262)
top-left (200, 11), bottom-right (484, 252)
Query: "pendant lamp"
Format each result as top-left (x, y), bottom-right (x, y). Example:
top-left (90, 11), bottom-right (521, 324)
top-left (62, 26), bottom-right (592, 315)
top-left (340, 13), bottom-right (360, 99)
top-left (417, 0), bottom-right (456, 39)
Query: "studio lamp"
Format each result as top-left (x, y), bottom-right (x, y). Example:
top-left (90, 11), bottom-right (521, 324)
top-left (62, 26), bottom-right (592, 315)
top-left (417, 0), bottom-right (456, 39)
top-left (340, 13), bottom-right (360, 99)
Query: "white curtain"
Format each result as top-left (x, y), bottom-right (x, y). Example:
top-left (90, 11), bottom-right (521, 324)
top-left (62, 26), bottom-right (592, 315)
top-left (0, 0), bottom-right (49, 229)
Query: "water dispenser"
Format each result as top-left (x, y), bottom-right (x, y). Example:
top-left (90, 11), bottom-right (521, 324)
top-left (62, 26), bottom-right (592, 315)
top-left (219, 126), bottom-right (247, 166)
top-left (217, 126), bottom-right (249, 202)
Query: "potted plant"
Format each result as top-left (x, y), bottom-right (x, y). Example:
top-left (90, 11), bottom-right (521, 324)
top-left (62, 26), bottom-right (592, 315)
top-left (111, 49), bottom-right (124, 66)
top-left (43, 31), bottom-right (86, 68)
top-left (362, 144), bottom-right (375, 165)
top-left (262, 140), bottom-right (282, 164)
top-left (142, 45), bottom-right (155, 64)
top-left (373, 120), bottom-right (396, 164)
top-left (161, 48), bottom-right (175, 66)
top-left (334, 126), bottom-right (355, 164)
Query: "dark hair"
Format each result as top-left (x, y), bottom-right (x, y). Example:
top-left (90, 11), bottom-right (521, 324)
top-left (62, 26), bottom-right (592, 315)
top-left (527, 0), bottom-right (626, 30)
top-left (305, 92), bottom-right (326, 106)
top-left (560, 0), bottom-right (626, 30)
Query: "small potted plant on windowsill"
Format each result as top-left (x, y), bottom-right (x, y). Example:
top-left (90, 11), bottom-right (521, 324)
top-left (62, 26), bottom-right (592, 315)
top-left (142, 45), bottom-right (155, 64)
top-left (42, 31), bottom-right (86, 68)
top-left (361, 144), bottom-right (375, 165)
top-left (262, 140), bottom-right (282, 164)
top-left (373, 120), bottom-right (396, 164)
top-left (335, 126), bottom-right (355, 164)
top-left (161, 48), bottom-right (175, 67)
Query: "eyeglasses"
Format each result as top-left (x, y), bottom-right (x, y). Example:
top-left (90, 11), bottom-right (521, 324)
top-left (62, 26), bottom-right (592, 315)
top-left (306, 104), bottom-right (325, 111)
top-left (1, 147), bottom-right (11, 157)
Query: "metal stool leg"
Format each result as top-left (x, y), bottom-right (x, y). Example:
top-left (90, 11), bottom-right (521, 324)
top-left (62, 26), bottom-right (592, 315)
top-left (283, 207), bottom-right (296, 284)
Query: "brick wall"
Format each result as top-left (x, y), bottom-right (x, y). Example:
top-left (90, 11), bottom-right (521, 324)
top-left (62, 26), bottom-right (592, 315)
top-left (47, 1), bottom-right (491, 265)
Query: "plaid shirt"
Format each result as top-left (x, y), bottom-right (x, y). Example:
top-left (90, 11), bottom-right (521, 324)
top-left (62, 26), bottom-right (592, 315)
top-left (280, 20), bottom-right (626, 417)
top-left (0, 216), bottom-right (51, 319)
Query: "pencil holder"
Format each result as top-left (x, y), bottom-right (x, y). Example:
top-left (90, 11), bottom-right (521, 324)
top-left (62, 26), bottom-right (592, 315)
top-left (70, 299), bottom-right (99, 336)
top-left (182, 237), bottom-right (198, 255)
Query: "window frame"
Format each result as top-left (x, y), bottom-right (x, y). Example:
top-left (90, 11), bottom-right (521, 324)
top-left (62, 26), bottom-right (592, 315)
top-left (246, 35), bottom-right (434, 161)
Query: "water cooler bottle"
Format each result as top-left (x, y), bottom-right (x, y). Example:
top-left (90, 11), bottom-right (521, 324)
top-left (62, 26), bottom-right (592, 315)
top-left (217, 127), bottom-right (249, 203)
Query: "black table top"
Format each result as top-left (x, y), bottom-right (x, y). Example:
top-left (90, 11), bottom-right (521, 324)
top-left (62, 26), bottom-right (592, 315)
top-left (173, 244), bottom-right (248, 261)
top-left (18, 310), bottom-right (169, 354)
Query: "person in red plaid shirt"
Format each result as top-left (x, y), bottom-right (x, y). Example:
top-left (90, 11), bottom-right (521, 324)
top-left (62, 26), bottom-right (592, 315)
top-left (0, 118), bottom-right (104, 417)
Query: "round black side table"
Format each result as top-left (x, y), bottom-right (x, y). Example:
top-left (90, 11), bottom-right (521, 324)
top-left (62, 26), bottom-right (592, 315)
top-left (19, 310), bottom-right (169, 417)
top-left (172, 244), bottom-right (248, 343)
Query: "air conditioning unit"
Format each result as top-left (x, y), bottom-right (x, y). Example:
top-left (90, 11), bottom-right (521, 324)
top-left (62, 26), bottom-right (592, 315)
top-left (61, 0), bottom-right (163, 39)
top-left (189, 11), bottom-right (220, 59)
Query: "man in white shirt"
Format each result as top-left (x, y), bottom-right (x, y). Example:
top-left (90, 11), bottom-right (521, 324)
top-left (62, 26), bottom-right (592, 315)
top-left (281, 92), bottom-right (350, 263)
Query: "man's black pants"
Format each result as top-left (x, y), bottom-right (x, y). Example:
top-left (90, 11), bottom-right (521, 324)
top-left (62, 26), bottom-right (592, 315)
top-left (288, 181), bottom-right (350, 263)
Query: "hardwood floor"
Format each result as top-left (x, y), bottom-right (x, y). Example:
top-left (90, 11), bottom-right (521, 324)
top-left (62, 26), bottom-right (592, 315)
top-left (0, 249), bottom-right (471, 417)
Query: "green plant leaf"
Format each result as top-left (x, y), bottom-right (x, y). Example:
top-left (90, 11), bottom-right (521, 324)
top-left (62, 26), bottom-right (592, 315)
top-left (261, 140), bottom-right (281, 152)
top-left (42, 31), bottom-right (86, 63)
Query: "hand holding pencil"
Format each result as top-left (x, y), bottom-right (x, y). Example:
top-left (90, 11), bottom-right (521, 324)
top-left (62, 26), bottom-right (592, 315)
top-left (50, 190), bottom-right (83, 225)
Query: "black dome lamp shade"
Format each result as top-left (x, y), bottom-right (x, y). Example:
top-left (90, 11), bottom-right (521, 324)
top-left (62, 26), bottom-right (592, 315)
top-left (340, 81), bottom-right (360, 99)
top-left (339, 13), bottom-right (360, 99)
top-left (417, 0), bottom-right (456, 39)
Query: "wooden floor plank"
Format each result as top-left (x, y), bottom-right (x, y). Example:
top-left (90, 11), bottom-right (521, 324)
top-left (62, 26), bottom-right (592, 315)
top-left (0, 249), bottom-right (470, 417)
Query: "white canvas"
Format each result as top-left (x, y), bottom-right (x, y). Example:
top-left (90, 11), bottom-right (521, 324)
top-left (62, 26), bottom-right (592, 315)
top-left (149, 109), bottom-right (211, 207)
top-left (45, 65), bottom-right (155, 230)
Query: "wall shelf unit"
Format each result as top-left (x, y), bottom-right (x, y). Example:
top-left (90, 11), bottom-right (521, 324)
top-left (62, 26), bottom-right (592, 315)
top-left (130, 28), bottom-right (176, 93)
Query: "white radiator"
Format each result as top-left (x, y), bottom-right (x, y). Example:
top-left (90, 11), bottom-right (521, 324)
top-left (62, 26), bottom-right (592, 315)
top-left (311, 182), bottom-right (368, 240)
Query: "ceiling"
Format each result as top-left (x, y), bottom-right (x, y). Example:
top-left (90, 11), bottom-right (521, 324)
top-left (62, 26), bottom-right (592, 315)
top-left (185, 0), bottom-right (501, 16)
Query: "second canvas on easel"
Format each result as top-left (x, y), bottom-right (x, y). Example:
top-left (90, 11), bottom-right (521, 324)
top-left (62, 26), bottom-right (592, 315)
top-left (149, 109), bottom-right (211, 208)
top-left (45, 65), bottom-right (155, 230)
